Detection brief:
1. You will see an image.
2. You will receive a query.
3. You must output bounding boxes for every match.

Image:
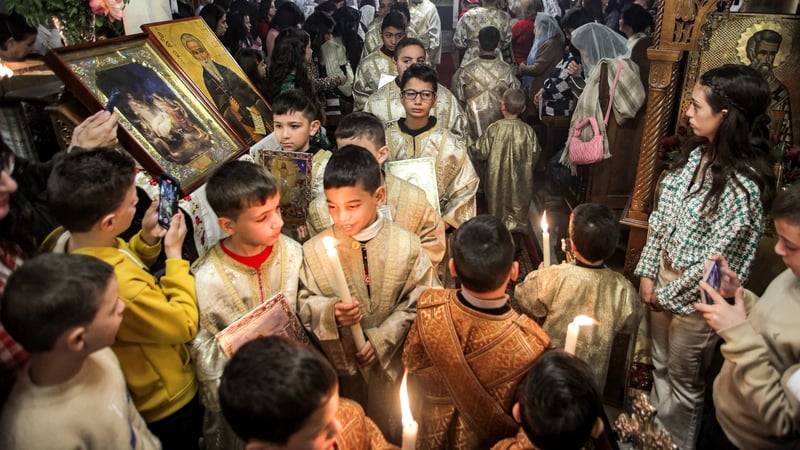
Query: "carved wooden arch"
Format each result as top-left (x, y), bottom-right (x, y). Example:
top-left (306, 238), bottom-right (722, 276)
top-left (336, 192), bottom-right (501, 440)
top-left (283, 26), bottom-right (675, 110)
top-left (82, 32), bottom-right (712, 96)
top-left (621, 0), bottom-right (729, 280)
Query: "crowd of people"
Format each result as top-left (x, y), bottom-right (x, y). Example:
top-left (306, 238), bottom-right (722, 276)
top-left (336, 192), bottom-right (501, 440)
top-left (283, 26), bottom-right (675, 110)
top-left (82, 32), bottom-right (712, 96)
top-left (0, 0), bottom-right (798, 449)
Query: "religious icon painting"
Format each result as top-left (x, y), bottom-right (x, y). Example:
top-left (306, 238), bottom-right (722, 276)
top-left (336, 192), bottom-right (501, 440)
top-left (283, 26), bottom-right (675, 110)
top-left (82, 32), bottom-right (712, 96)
top-left (255, 149), bottom-right (314, 241)
top-left (45, 35), bottom-right (247, 193)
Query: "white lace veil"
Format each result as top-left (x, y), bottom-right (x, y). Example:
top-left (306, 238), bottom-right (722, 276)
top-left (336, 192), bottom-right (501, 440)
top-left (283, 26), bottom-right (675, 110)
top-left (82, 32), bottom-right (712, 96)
top-left (571, 22), bottom-right (630, 77)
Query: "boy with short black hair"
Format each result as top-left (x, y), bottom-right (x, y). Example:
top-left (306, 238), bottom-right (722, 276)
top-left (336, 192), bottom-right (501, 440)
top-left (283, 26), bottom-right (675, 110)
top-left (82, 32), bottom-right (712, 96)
top-left (473, 88), bottom-right (539, 236)
top-left (306, 111), bottom-right (446, 270)
top-left (353, 10), bottom-right (407, 110)
top-left (219, 335), bottom-right (397, 449)
top-left (385, 63), bottom-right (479, 229)
top-left (42, 149), bottom-right (202, 449)
top-left (403, 215), bottom-right (550, 449)
top-left (492, 350), bottom-right (605, 450)
top-left (0, 253), bottom-right (160, 449)
top-left (190, 160), bottom-right (304, 450)
top-left (515, 203), bottom-right (642, 390)
top-left (298, 145), bottom-right (438, 440)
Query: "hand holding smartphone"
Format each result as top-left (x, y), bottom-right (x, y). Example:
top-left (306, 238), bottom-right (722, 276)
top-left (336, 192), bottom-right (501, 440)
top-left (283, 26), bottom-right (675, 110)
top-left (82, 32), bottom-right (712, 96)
top-left (701, 260), bottom-right (722, 304)
top-left (158, 174), bottom-right (180, 229)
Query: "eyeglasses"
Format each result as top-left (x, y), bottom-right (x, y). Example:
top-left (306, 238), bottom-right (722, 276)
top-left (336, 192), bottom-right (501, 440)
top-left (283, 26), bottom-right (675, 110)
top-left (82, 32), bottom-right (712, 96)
top-left (382, 31), bottom-right (406, 40)
top-left (401, 89), bottom-right (436, 101)
top-left (0, 151), bottom-right (15, 176)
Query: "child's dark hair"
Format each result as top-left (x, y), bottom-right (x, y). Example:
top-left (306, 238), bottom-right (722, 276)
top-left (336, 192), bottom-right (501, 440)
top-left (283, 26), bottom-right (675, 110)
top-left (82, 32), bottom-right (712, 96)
top-left (199, 4), bottom-right (227, 33)
top-left (621, 4), bottom-right (652, 34)
top-left (517, 350), bottom-right (601, 450)
top-left (452, 215), bottom-right (515, 293)
top-left (393, 37), bottom-right (425, 60)
top-left (47, 149), bottom-right (136, 233)
top-left (303, 12), bottom-right (335, 59)
top-left (323, 145), bottom-right (382, 193)
top-left (265, 28), bottom-right (313, 100)
top-left (478, 26), bottom-right (500, 52)
top-left (206, 161), bottom-right (279, 220)
top-left (235, 48), bottom-right (266, 86)
top-left (1, 253), bottom-right (115, 352)
top-left (0, 12), bottom-right (36, 51)
top-left (398, 63), bottom-right (438, 90)
top-left (382, 10), bottom-right (407, 32)
top-left (389, 2), bottom-right (411, 25)
top-left (569, 203), bottom-right (618, 263)
top-left (771, 183), bottom-right (800, 226)
top-left (270, 1), bottom-right (304, 30)
top-left (272, 89), bottom-right (320, 123)
top-left (219, 336), bottom-right (338, 445)
top-left (335, 112), bottom-right (387, 147)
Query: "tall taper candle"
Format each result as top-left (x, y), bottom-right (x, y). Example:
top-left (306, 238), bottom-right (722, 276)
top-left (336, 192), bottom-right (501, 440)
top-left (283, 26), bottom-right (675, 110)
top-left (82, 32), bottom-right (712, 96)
top-left (541, 211), bottom-right (551, 267)
top-left (322, 236), bottom-right (366, 350)
top-left (400, 370), bottom-right (418, 450)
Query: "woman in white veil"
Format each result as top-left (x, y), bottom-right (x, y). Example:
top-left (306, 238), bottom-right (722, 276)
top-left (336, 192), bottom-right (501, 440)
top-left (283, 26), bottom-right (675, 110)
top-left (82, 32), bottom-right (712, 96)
top-left (519, 13), bottom-right (565, 96)
top-left (570, 22), bottom-right (630, 79)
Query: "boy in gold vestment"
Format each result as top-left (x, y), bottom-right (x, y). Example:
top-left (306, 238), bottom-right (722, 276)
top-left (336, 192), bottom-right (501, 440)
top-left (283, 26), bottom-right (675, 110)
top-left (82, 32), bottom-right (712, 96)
top-left (515, 203), bottom-right (642, 390)
top-left (190, 161), bottom-right (304, 450)
top-left (403, 215), bottom-right (551, 449)
top-left (298, 146), bottom-right (439, 441)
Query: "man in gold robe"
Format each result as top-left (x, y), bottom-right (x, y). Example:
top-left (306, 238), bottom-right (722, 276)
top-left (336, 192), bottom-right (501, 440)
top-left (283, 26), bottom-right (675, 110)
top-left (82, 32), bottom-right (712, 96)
top-left (452, 26), bottom-right (520, 142)
top-left (453, 0), bottom-right (511, 67)
top-left (353, 11), bottom-right (407, 111)
top-left (364, 38), bottom-right (470, 142)
top-left (515, 204), bottom-right (643, 391)
top-left (403, 216), bottom-right (551, 450)
top-left (298, 147), bottom-right (440, 441)
top-left (307, 112), bottom-right (446, 270)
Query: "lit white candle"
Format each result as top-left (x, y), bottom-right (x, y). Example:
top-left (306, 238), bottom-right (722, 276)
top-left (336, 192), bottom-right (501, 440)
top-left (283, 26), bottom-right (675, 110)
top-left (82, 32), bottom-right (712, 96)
top-left (0, 64), bottom-right (13, 79)
top-left (541, 211), bottom-right (551, 267)
top-left (400, 370), bottom-right (418, 450)
top-left (322, 236), bottom-right (366, 350)
top-left (564, 315), bottom-right (598, 355)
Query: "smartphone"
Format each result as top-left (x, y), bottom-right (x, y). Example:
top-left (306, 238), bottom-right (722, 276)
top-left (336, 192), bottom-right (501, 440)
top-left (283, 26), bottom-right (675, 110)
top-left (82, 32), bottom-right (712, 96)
top-left (157, 174), bottom-right (180, 229)
top-left (105, 89), bottom-right (121, 112)
top-left (701, 260), bottom-right (722, 304)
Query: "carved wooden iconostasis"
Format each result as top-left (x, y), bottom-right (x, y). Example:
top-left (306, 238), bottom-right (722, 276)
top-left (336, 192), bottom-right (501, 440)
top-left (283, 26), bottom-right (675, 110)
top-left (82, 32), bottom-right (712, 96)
top-left (621, 0), bottom-right (800, 280)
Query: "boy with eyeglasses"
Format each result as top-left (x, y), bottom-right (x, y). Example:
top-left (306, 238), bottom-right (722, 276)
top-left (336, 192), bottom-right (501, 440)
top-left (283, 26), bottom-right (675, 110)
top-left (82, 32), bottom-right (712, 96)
top-left (353, 10), bottom-right (407, 110)
top-left (385, 63), bottom-right (478, 230)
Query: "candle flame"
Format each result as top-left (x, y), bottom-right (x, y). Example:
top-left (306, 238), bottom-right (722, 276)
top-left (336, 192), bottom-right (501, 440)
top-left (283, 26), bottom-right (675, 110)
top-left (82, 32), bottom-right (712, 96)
top-left (322, 236), bottom-right (337, 257)
top-left (572, 315), bottom-right (599, 327)
top-left (400, 370), bottom-right (414, 426)
top-left (540, 211), bottom-right (548, 233)
top-left (0, 64), bottom-right (13, 79)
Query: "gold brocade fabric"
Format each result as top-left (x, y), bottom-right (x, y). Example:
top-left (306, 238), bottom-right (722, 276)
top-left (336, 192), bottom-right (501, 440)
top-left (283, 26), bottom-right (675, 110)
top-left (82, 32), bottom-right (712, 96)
top-left (353, 50), bottom-right (397, 111)
top-left (473, 119), bottom-right (539, 234)
top-left (298, 222), bottom-right (440, 436)
top-left (452, 58), bottom-right (520, 141)
top-left (335, 399), bottom-right (400, 450)
top-left (490, 429), bottom-right (536, 450)
top-left (189, 236), bottom-right (304, 450)
top-left (306, 172), bottom-right (447, 270)
top-left (408, 0), bottom-right (442, 64)
top-left (453, 7), bottom-right (512, 66)
top-left (363, 81), bottom-right (470, 141)
top-left (385, 122), bottom-right (479, 229)
top-left (402, 289), bottom-right (551, 450)
top-left (514, 263), bottom-right (643, 390)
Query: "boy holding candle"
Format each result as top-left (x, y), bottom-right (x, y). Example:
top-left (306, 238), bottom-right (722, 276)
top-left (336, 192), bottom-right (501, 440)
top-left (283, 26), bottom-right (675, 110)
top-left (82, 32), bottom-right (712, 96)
top-left (514, 203), bottom-right (642, 391)
top-left (298, 145), bottom-right (439, 441)
top-left (306, 111), bottom-right (446, 271)
top-left (402, 215), bottom-right (551, 450)
top-left (189, 161), bottom-right (304, 450)
top-left (219, 335), bottom-right (398, 450)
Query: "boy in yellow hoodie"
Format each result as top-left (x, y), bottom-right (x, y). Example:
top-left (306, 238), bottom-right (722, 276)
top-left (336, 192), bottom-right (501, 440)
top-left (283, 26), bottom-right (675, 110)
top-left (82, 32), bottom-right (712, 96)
top-left (42, 149), bottom-right (201, 450)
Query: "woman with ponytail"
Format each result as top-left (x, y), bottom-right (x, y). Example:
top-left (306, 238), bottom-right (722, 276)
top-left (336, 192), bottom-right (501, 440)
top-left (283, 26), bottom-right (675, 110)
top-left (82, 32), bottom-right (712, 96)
top-left (634, 64), bottom-right (775, 450)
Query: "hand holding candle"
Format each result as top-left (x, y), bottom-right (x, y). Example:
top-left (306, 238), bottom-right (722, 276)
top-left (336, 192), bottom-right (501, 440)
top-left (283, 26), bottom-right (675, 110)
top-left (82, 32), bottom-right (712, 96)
top-left (541, 211), bottom-right (551, 267)
top-left (323, 236), bottom-right (367, 350)
top-left (564, 315), bottom-right (599, 355)
top-left (400, 370), bottom-right (418, 450)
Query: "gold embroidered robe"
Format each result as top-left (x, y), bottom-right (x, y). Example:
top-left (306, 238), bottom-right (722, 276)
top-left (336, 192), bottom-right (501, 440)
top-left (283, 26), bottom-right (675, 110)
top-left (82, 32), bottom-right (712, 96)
top-left (189, 235), bottom-right (304, 450)
top-left (306, 172), bottom-right (446, 270)
top-left (452, 57), bottom-right (520, 141)
top-left (490, 429), bottom-right (535, 450)
top-left (385, 121), bottom-right (479, 228)
top-left (298, 222), bottom-right (439, 436)
top-left (473, 118), bottom-right (539, 234)
top-left (364, 81), bottom-right (470, 141)
top-left (514, 263), bottom-right (643, 390)
top-left (336, 399), bottom-right (400, 450)
top-left (409, 0), bottom-right (441, 64)
top-left (453, 7), bottom-right (511, 66)
top-left (353, 49), bottom-right (397, 111)
top-left (402, 289), bottom-right (551, 450)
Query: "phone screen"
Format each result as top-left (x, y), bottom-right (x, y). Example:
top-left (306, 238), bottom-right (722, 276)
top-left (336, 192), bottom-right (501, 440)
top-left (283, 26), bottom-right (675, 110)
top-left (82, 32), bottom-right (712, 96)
top-left (701, 261), bottom-right (721, 304)
top-left (158, 175), bottom-right (180, 229)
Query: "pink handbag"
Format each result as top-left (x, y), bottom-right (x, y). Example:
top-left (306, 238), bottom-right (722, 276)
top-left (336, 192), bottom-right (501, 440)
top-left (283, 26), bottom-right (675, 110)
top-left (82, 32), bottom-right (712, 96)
top-left (568, 60), bottom-right (622, 165)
